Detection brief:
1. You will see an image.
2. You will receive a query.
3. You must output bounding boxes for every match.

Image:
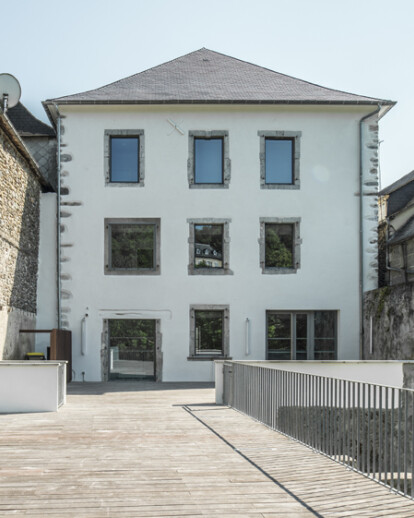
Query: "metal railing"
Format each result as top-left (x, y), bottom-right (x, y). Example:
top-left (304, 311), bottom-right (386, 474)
top-left (223, 361), bottom-right (414, 498)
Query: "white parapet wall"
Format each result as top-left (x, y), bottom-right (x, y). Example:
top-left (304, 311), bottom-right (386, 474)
top-left (215, 360), bottom-right (414, 405)
top-left (0, 361), bottom-right (67, 413)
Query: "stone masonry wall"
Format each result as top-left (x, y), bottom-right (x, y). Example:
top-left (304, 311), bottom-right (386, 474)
top-left (364, 284), bottom-right (414, 360)
top-left (0, 124), bottom-right (41, 358)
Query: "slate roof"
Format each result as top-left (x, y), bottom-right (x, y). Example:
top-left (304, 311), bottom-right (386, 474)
top-left (379, 170), bottom-right (414, 196)
top-left (388, 215), bottom-right (414, 245)
top-left (380, 171), bottom-right (414, 219)
top-left (7, 102), bottom-right (55, 137)
top-left (45, 48), bottom-right (394, 106)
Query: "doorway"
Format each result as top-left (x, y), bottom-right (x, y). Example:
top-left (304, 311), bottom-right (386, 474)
top-left (108, 319), bottom-right (156, 379)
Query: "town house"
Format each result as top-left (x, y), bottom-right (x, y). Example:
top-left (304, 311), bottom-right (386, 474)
top-left (42, 48), bottom-right (394, 382)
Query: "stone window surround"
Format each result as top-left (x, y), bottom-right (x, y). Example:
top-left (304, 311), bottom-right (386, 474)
top-left (258, 131), bottom-right (301, 190)
top-left (104, 130), bottom-right (145, 187)
top-left (187, 218), bottom-right (232, 275)
top-left (188, 304), bottom-right (230, 361)
top-left (259, 217), bottom-right (301, 274)
top-left (104, 218), bottom-right (160, 275)
top-left (188, 130), bottom-right (231, 189)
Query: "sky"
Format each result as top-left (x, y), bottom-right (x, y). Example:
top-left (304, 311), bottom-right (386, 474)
top-left (1, 0), bottom-right (413, 189)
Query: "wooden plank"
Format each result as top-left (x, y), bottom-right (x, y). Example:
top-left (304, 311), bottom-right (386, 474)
top-left (0, 381), bottom-right (412, 517)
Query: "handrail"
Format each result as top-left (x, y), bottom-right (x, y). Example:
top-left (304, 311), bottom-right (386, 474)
top-left (223, 361), bottom-right (414, 499)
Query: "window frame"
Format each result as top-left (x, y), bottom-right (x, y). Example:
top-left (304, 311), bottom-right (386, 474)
top-left (266, 310), bottom-right (337, 360)
top-left (104, 218), bottom-right (160, 275)
top-left (188, 130), bottom-right (230, 188)
top-left (104, 130), bottom-right (145, 186)
top-left (258, 131), bottom-right (301, 189)
top-left (187, 218), bottom-right (232, 275)
top-left (259, 217), bottom-right (301, 274)
top-left (188, 305), bottom-right (230, 360)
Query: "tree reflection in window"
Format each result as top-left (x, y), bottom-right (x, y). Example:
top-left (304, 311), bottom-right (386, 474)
top-left (265, 223), bottom-right (293, 268)
top-left (267, 313), bottom-right (291, 360)
top-left (314, 311), bottom-right (336, 360)
top-left (110, 224), bottom-right (155, 269)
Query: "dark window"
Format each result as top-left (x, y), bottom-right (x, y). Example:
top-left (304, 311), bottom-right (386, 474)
top-left (265, 138), bottom-right (293, 184)
top-left (267, 313), bottom-right (291, 360)
top-left (194, 310), bottom-right (224, 356)
top-left (265, 223), bottom-right (294, 268)
top-left (109, 223), bottom-right (155, 270)
top-left (194, 224), bottom-right (223, 269)
top-left (194, 138), bottom-right (223, 184)
top-left (266, 311), bottom-right (337, 360)
top-left (110, 137), bottom-right (139, 183)
top-left (314, 311), bottom-right (336, 360)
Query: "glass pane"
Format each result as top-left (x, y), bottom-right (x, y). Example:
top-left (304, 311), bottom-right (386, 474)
top-left (295, 314), bottom-right (307, 359)
top-left (265, 139), bottom-right (293, 184)
top-left (110, 137), bottom-right (139, 182)
top-left (194, 138), bottom-right (223, 184)
top-left (194, 224), bottom-right (223, 268)
top-left (314, 311), bottom-right (336, 338)
top-left (111, 224), bottom-right (154, 269)
top-left (267, 313), bottom-right (291, 359)
top-left (195, 311), bottom-right (223, 355)
top-left (314, 339), bottom-right (336, 360)
top-left (109, 319), bottom-right (155, 378)
top-left (265, 224), bottom-right (294, 268)
top-left (267, 344), bottom-right (291, 360)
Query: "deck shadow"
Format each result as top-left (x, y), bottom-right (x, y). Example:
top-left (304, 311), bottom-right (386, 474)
top-left (67, 380), bottom-right (214, 395)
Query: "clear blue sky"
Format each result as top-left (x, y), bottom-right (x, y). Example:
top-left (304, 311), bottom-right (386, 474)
top-left (2, 0), bottom-right (412, 188)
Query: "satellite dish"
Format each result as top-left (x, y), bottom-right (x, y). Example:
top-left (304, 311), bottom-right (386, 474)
top-left (0, 74), bottom-right (21, 111)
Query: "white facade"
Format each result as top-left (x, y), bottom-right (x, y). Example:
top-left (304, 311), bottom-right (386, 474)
top-left (44, 103), bottom-right (382, 382)
top-left (35, 192), bottom-right (57, 356)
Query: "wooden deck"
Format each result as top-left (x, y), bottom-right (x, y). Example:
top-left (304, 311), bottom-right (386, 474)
top-left (0, 381), bottom-right (414, 517)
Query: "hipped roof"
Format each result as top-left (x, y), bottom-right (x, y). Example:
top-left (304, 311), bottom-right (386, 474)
top-left (45, 48), bottom-right (395, 108)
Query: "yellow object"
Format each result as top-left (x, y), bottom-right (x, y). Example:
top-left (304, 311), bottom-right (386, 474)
top-left (25, 352), bottom-right (45, 360)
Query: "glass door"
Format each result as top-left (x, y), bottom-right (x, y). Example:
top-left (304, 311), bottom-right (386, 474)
top-left (266, 311), bottom-right (337, 360)
top-left (267, 312), bottom-right (308, 360)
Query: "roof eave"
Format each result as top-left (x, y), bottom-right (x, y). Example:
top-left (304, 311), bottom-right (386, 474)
top-left (43, 98), bottom-right (395, 124)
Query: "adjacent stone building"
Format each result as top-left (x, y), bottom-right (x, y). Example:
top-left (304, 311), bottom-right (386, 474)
top-left (8, 102), bottom-right (57, 191)
top-left (364, 171), bottom-right (414, 359)
top-left (0, 106), bottom-right (53, 359)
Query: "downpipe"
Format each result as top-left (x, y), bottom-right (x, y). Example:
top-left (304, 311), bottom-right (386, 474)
top-left (54, 103), bottom-right (62, 329)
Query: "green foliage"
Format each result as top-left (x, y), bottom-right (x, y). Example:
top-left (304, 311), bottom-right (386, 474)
top-left (109, 319), bottom-right (155, 351)
top-left (376, 286), bottom-right (391, 320)
top-left (111, 224), bottom-right (154, 269)
top-left (265, 225), bottom-right (293, 268)
top-left (195, 311), bottom-right (223, 353)
top-left (195, 260), bottom-right (209, 268)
